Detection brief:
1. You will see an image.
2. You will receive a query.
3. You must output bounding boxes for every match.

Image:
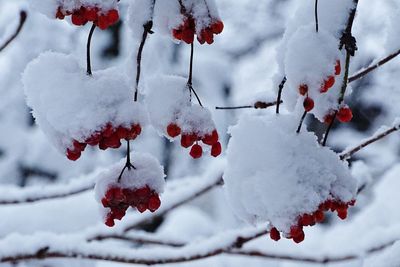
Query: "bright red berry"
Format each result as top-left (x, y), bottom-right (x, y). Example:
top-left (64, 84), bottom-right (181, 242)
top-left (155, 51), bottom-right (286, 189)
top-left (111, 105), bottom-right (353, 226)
top-left (167, 123), bottom-right (181, 138)
top-left (106, 9), bottom-right (119, 25)
top-left (211, 142), bottom-right (222, 157)
top-left (303, 97), bottom-right (314, 112)
top-left (337, 107), bottom-right (353, 123)
top-left (335, 60), bottom-right (341, 75)
top-left (148, 195), bottom-right (161, 212)
top-left (203, 130), bottom-right (219, 145)
top-left (190, 144), bottom-right (203, 159)
top-left (321, 76), bottom-right (335, 93)
top-left (270, 227), bottom-right (281, 241)
top-left (211, 20), bottom-right (224, 34)
top-left (66, 148), bottom-right (81, 161)
top-left (181, 134), bottom-right (196, 148)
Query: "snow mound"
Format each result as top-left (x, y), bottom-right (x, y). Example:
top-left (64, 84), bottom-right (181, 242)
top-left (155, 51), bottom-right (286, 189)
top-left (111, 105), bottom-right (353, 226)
top-left (224, 114), bottom-right (357, 233)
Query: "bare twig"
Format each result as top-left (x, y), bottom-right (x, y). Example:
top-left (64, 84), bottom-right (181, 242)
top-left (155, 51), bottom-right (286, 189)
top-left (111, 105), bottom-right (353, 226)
top-left (296, 111), bottom-right (308, 133)
top-left (86, 23), bottom-right (96, 76)
top-left (348, 48), bottom-right (400, 83)
top-left (276, 77), bottom-right (286, 114)
top-left (216, 100), bottom-right (281, 110)
top-left (0, 11), bottom-right (27, 52)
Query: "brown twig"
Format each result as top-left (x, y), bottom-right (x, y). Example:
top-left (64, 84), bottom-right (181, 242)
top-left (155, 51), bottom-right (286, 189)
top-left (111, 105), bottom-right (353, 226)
top-left (348, 48), bottom-right (400, 83)
top-left (296, 111), bottom-right (308, 133)
top-left (276, 77), bottom-right (286, 114)
top-left (86, 23), bottom-right (96, 76)
top-left (216, 100), bottom-right (281, 110)
top-left (339, 124), bottom-right (400, 160)
top-left (0, 11), bottom-right (27, 52)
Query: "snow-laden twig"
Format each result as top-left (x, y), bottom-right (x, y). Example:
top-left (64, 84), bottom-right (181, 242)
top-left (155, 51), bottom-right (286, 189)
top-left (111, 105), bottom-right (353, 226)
top-left (349, 48), bottom-right (400, 83)
top-left (0, 226), bottom-right (268, 265)
top-left (216, 100), bottom-right (281, 110)
top-left (0, 10), bottom-right (27, 52)
top-left (0, 171), bottom-right (99, 205)
top-left (339, 121), bottom-right (400, 160)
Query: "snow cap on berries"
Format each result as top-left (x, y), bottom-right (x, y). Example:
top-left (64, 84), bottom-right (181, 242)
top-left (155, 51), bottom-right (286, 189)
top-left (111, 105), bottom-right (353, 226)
top-left (224, 114), bottom-right (357, 233)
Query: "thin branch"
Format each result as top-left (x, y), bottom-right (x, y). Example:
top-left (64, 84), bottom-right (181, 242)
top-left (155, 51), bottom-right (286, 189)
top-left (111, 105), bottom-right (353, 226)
top-left (216, 100), bottom-right (281, 110)
top-left (92, 234), bottom-right (185, 247)
top-left (314, 0), bottom-right (319, 33)
top-left (348, 48), bottom-right (400, 83)
top-left (0, 11), bottom-right (27, 52)
top-left (296, 111), bottom-right (308, 133)
top-left (0, 227), bottom-right (268, 265)
top-left (86, 23), bottom-right (97, 76)
top-left (276, 76), bottom-right (286, 114)
top-left (339, 124), bottom-right (400, 160)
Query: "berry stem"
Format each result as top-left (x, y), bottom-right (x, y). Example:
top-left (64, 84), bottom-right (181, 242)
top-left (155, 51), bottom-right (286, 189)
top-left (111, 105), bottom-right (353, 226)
top-left (296, 111), bottom-right (308, 134)
top-left (187, 42), bottom-right (203, 106)
top-left (117, 140), bottom-right (136, 183)
top-left (134, 1), bottom-right (155, 102)
top-left (216, 100), bottom-right (281, 110)
top-left (0, 11), bottom-right (27, 53)
top-left (86, 23), bottom-right (96, 76)
top-left (314, 0), bottom-right (319, 33)
top-left (276, 76), bottom-right (287, 114)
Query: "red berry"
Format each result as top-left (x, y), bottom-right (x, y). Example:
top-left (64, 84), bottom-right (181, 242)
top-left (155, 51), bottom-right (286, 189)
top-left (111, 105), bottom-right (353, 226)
top-left (56, 8), bottom-right (65, 19)
top-left (66, 148), bottom-right (81, 161)
top-left (148, 195), bottom-right (161, 212)
top-left (86, 132), bottom-right (101, 146)
top-left (116, 126), bottom-right (129, 139)
top-left (97, 15), bottom-right (109, 30)
top-left (323, 112), bottom-right (336, 125)
top-left (300, 214), bottom-right (315, 226)
top-left (137, 203), bottom-right (148, 213)
top-left (182, 28), bottom-right (195, 44)
top-left (314, 210), bottom-right (325, 223)
top-left (292, 230), bottom-right (305, 243)
top-left (203, 130), bottom-right (219, 145)
top-left (167, 123), bottom-right (181, 138)
top-left (290, 225), bottom-right (303, 239)
top-left (303, 97), bottom-right (314, 112)
top-left (269, 227), bottom-right (281, 241)
top-left (106, 9), bottom-right (119, 25)
top-left (211, 20), bottom-right (224, 34)
top-left (335, 60), bottom-right (341, 76)
top-left (136, 186), bottom-right (151, 198)
top-left (320, 76), bottom-right (335, 93)
top-left (211, 142), bottom-right (222, 157)
top-left (181, 134), bottom-right (196, 148)
top-left (84, 7), bottom-right (98, 21)
top-left (71, 11), bottom-right (87, 26)
top-left (102, 123), bottom-right (114, 138)
top-left (190, 144), bottom-right (203, 159)
top-left (337, 209), bottom-right (348, 220)
top-left (105, 215), bottom-right (115, 227)
top-left (73, 140), bottom-right (86, 152)
top-left (298, 84), bottom-right (308, 96)
top-left (173, 29), bottom-right (183, 40)
top-left (198, 28), bottom-right (214, 44)
top-left (337, 106), bottom-right (353, 123)
top-left (103, 133), bottom-right (121, 149)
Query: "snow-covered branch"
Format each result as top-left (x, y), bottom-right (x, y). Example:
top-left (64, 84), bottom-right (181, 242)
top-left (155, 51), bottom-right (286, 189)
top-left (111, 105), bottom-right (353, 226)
top-left (340, 121), bottom-right (400, 160)
top-left (0, 10), bottom-right (27, 52)
top-left (349, 48), bottom-right (400, 83)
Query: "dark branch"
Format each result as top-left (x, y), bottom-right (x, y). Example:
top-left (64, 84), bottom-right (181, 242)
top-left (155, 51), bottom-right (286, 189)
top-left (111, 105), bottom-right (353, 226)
top-left (0, 11), bottom-right (27, 52)
top-left (86, 23), bottom-right (97, 76)
top-left (276, 77), bottom-right (286, 114)
top-left (216, 100), bottom-right (281, 110)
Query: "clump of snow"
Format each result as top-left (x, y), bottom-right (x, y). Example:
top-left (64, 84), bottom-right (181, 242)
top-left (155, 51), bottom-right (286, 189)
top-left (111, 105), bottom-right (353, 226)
top-left (94, 153), bottom-right (165, 202)
top-left (23, 51), bottom-right (148, 154)
top-left (30, 0), bottom-right (118, 18)
top-left (128, 0), bottom-right (155, 39)
top-left (223, 113), bottom-right (357, 233)
top-left (385, 6), bottom-right (400, 54)
top-left (146, 75), bottom-right (216, 138)
top-left (283, 25), bottom-right (344, 121)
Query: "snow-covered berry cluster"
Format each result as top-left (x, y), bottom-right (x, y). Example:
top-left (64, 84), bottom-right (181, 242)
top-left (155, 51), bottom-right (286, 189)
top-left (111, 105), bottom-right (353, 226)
top-left (23, 52), bottom-right (148, 161)
top-left (66, 123), bottom-right (142, 161)
top-left (56, 5), bottom-right (119, 29)
top-left (95, 153), bottom-right (165, 227)
top-left (270, 198), bottom-right (356, 243)
top-left (146, 75), bottom-right (222, 159)
top-left (224, 114), bottom-right (358, 243)
top-left (154, 0), bottom-right (223, 45)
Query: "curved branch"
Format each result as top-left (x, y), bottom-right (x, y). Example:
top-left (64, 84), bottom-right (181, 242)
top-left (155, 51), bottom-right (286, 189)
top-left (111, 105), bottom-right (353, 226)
top-left (0, 11), bottom-right (27, 52)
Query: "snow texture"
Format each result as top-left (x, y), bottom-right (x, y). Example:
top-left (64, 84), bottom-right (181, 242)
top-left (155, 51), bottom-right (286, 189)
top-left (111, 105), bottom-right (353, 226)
top-left (23, 51), bottom-right (149, 153)
top-left (224, 114), bottom-right (357, 233)
top-left (30, 0), bottom-right (118, 18)
top-left (385, 5), bottom-right (400, 54)
top-left (146, 75), bottom-right (216, 138)
top-left (94, 152), bottom-right (165, 201)
top-left (128, 0), bottom-right (154, 39)
top-left (284, 25), bottom-right (343, 121)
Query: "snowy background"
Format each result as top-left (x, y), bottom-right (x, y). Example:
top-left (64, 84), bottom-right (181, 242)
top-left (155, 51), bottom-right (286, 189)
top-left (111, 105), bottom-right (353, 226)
top-left (1, 0), bottom-right (400, 266)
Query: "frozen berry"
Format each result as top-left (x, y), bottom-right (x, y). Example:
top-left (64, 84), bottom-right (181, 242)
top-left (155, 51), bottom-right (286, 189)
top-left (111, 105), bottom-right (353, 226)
top-left (303, 97), bottom-right (314, 112)
top-left (323, 112), bottom-right (336, 125)
top-left (181, 134), bottom-right (196, 148)
top-left (335, 60), bottom-right (341, 76)
top-left (148, 195), bottom-right (161, 212)
top-left (211, 142), bottom-right (222, 157)
top-left (190, 144), bottom-right (203, 159)
top-left (211, 20), bottom-right (224, 34)
top-left (203, 130), bottom-right (219, 145)
top-left (321, 76), bottom-right (335, 93)
top-left (299, 84), bottom-right (308, 96)
top-left (337, 106), bottom-right (353, 123)
top-left (270, 227), bottom-right (281, 241)
top-left (167, 123), bottom-right (181, 138)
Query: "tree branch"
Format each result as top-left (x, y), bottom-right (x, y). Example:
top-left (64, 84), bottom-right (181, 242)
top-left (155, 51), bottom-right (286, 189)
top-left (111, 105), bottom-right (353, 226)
top-left (339, 122), bottom-right (400, 160)
top-left (216, 100), bottom-right (281, 110)
top-left (0, 11), bottom-right (27, 52)
top-left (348, 48), bottom-right (400, 83)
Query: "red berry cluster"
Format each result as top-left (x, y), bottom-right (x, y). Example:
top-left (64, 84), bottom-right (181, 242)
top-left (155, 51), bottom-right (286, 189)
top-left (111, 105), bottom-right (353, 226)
top-left (172, 16), bottom-right (224, 45)
top-left (323, 105), bottom-right (353, 124)
top-left (56, 6), bottom-right (119, 30)
top-left (299, 60), bottom-right (342, 112)
top-left (66, 123), bottom-right (142, 161)
top-left (101, 186), bottom-right (161, 227)
top-left (166, 123), bottom-right (222, 159)
top-left (269, 198), bottom-right (356, 243)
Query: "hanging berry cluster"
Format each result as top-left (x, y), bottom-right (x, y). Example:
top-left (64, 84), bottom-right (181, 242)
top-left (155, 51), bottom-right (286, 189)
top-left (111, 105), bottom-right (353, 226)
top-left (270, 198), bottom-right (356, 243)
top-left (102, 185), bottom-right (161, 227)
top-left (56, 4), bottom-right (119, 29)
top-left (66, 123), bottom-right (142, 161)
